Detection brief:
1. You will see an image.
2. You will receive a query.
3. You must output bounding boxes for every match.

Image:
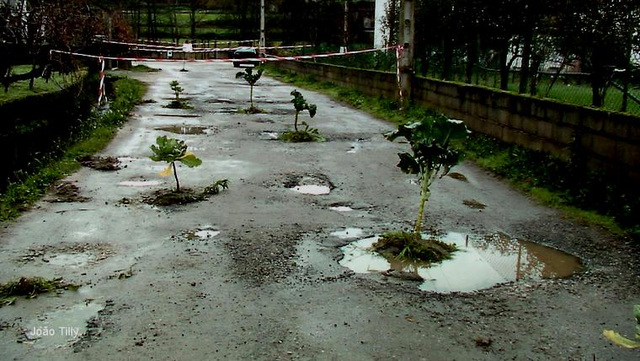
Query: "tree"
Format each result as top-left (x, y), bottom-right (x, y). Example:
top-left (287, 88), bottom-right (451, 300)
top-left (150, 136), bottom-right (202, 192)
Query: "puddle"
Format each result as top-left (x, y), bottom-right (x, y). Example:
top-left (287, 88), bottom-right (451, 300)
top-left (178, 226), bottom-right (220, 241)
top-left (329, 206), bottom-right (353, 212)
top-left (339, 232), bottom-right (583, 293)
top-left (259, 131), bottom-right (279, 140)
top-left (24, 302), bottom-right (103, 349)
top-left (284, 174), bottom-right (333, 195)
top-left (331, 228), bottom-right (364, 239)
top-left (156, 126), bottom-right (209, 135)
top-left (347, 139), bottom-right (366, 154)
top-left (118, 180), bottom-right (163, 187)
top-left (153, 114), bottom-right (201, 118)
top-left (291, 185), bottom-right (331, 195)
top-left (45, 253), bottom-right (94, 268)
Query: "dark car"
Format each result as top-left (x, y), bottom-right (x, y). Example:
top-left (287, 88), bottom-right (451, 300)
top-left (232, 47), bottom-right (262, 68)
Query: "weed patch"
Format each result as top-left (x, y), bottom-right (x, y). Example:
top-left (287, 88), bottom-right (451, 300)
top-left (0, 277), bottom-right (80, 307)
top-left (373, 231), bottom-right (456, 264)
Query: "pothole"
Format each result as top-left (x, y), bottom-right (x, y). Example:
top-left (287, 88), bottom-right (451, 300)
top-left (347, 138), bottom-right (367, 154)
top-left (77, 156), bottom-right (121, 171)
top-left (463, 199), bottom-right (486, 209)
top-left (339, 232), bottom-right (583, 293)
top-left (259, 131), bottom-right (279, 140)
top-left (153, 114), bottom-right (200, 118)
top-left (23, 302), bottom-right (104, 349)
top-left (331, 228), bottom-right (364, 239)
top-left (156, 126), bottom-right (217, 135)
top-left (283, 173), bottom-right (334, 195)
top-left (174, 226), bottom-right (221, 241)
top-left (329, 205), bottom-right (354, 212)
top-left (118, 180), bottom-right (163, 187)
top-left (20, 243), bottom-right (113, 267)
top-left (448, 172), bottom-right (468, 181)
top-left (207, 98), bottom-right (234, 104)
top-left (45, 182), bottom-right (90, 203)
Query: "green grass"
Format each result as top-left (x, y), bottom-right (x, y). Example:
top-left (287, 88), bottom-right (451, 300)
top-left (0, 66), bottom-right (83, 105)
top-left (0, 77), bottom-right (146, 221)
top-left (267, 65), bottom-right (639, 240)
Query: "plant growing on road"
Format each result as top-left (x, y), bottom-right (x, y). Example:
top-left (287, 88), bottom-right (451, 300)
top-left (375, 115), bottom-right (470, 263)
top-left (166, 80), bottom-right (191, 109)
top-left (150, 136), bottom-right (202, 192)
top-left (603, 305), bottom-right (640, 349)
top-left (280, 89), bottom-right (321, 142)
top-left (235, 67), bottom-right (263, 113)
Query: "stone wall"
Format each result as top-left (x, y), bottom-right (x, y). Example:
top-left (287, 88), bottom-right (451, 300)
top-left (275, 61), bottom-right (640, 182)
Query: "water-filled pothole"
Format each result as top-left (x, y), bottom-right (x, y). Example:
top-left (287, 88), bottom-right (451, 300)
top-left (331, 228), bottom-right (364, 239)
top-left (156, 126), bottom-right (215, 135)
top-left (24, 302), bottom-right (103, 349)
top-left (339, 232), bottom-right (583, 293)
top-left (118, 180), bottom-right (163, 187)
top-left (329, 206), bottom-right (354, 212)
top-left (259, 131), bottom-right (279, 140)
top-left (283, 173), bottom-right (334, 195)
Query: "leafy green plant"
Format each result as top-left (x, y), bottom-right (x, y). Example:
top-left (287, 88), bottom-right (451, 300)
top-left (280, 89), bottom-right (322, 142)
top-left (203, 179), bottom-right (230, 195)
top-left (166, 80), bottom-right (191, 109)
top-left (603, 305), bottom-right (640, 349)
top-left (385, 115), bottom-right (470, 235)
top-left (235, 67), bottom-right (263, 112)
top-left (150, 136), bottom-right (202, 192)
top-left (376, 115), bottom-right (469, 263)
top-left (290, 89), bottom-right (317, 131)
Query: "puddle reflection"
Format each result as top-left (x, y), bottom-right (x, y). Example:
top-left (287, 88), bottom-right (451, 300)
top-left (339, 232), bottom-right (583, 293)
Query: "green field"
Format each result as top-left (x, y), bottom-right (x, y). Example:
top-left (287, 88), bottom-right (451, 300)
top-left (0, 65), bottom-right (83, 104)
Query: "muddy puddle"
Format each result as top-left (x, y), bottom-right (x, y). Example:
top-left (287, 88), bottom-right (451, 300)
top-left (176, 226), bottom-right (221, 241)
top-left (339, 232), bottom-right (583, 293)
top-left (23, 302), bottom-right (103, 349)
top-left (156, 126), bottom-right (217, 135)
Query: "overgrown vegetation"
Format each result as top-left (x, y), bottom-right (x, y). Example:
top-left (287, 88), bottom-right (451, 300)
top-left (0, 77), bottom-right (146, 221)
top-left (0, 277), bottom-right (80, 307)
top-left (268, 66), bottom-right (640, 240)
top-left (279, 89), bottom-right (322, 142)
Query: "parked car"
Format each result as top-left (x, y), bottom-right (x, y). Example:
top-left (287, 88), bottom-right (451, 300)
top-left (232, 47), bottom-right (262, 68)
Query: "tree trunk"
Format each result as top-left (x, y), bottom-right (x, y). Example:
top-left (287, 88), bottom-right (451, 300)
top-left (499, 41), bottom-right (509, 90)
top-left (294, 111), bottom-right (299, 131)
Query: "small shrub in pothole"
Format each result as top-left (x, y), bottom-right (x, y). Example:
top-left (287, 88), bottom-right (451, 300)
top-left (150, 136), bottom-right (202, 192)
top-left (0, 277), bottom-right (80, 307)
top-left (235, 67), bottom-right (264, 113)
top-left (376, 115), bottom-right (470, 263)
top-left (280, 89), bottom-right (322, 142)
top-left (165, 80), bottom-right (192, 109)
top-left (144, 179), bottom-right (229, 206)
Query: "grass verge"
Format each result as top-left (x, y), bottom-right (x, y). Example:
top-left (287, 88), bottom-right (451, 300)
top-left (267, 65), bottom-right (639, 240)
top-left (0, 77), bottom-right (146, 221)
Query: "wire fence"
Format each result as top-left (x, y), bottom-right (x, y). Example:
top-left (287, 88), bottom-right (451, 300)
top-left (420, 64), bottom-right (640, 117)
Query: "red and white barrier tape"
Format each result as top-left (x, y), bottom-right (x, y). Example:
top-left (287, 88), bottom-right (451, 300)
top-left (100, 39), bottom-right (259, 50)
top-left (128, 44), bottom-right (314, 54)
top-left (50, 46), bottom-right (397, 64)
top-left (98, 56), bottom-right (107, 104)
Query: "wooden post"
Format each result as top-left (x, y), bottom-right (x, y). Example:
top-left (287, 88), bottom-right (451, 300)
top-left (398, 0), bottom-right (414, 109)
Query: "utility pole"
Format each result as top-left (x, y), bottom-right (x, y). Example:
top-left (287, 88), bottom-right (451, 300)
top-left (259, 0), bottom-right (266, 56)
top-left (342, 0), bottom-right (349, 52)
top-left (398, 0), bottom-right (414, 109)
